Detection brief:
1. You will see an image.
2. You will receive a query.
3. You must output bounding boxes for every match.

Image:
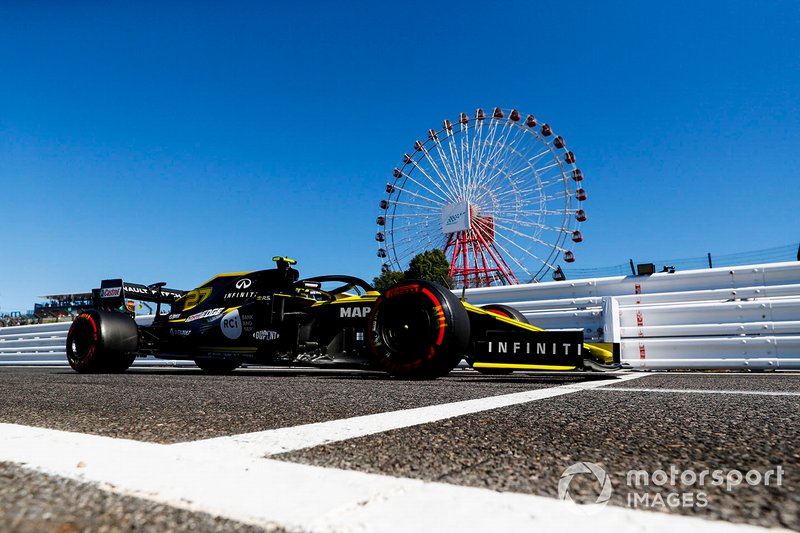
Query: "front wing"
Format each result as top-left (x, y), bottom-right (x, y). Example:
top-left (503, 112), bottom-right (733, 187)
top-left (464, 304), bottom-right (620, 370)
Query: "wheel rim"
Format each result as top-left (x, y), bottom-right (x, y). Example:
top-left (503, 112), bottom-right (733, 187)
top-left (379, 302), bottom-right (435, 359)
top-left (68, 315), bottom-right (98, 366)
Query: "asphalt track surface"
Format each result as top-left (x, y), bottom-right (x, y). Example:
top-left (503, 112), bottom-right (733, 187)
top-left (0, 366), bottom-right (798, 532)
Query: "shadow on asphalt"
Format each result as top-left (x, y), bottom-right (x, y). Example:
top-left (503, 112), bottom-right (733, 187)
top-left (39, 366), bottom-right (630, 384)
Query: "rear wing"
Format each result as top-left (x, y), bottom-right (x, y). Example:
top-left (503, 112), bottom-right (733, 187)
top-left (93, 279), bottom-right (185, 308)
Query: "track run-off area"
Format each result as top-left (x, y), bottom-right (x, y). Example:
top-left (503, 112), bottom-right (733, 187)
top-left (1, 367), bottom-right (798, 532)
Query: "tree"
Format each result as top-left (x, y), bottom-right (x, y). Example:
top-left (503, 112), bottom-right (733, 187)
top-left (373, 249), bottom-right (453, 291)
top-left (372, 270), bottom-right (406, 291)
top-left (406, 249), bottom-right (453, 289)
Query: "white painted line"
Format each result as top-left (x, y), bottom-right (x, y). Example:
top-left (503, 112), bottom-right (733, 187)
top-left (627, 371), bottom-right (800, 375)
top-left (0, 423), bottom-right (783, 533)
top-left (170, 373), bottom-right (648, 457)
top-left (594, 387), bottom-right (800, 397)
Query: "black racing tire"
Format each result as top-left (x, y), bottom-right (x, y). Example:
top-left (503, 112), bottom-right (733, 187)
top-left (471, 304), bottom-right (530, 375)
top-left (66, 310), bottom-right (138, 373)
top-left (480, 304), bottom-right (529, 324)
top-left (368, 279), bottom-right (470, 379)
top-left (194, 357), bottom-right (241, 374)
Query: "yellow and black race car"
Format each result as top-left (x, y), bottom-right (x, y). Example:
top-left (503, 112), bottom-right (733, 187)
top-left (66, 257), bottom-right (619, 378)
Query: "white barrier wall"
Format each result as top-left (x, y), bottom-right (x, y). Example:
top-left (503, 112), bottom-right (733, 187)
top-left (464, 261), bottom-right (800, 370)
top-left (0, 321), bottom-right (71, 364)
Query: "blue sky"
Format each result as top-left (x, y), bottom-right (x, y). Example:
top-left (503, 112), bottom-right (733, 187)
top-left (1, 1), bottom-right (798, 311)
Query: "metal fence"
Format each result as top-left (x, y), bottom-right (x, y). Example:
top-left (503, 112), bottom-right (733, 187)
top-left (563, 242), bottom-right (798, 279)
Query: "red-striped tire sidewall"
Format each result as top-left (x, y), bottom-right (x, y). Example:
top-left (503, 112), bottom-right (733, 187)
top-left (367, 280), bottom-right (469, 379)
top-left (66, 313), bottom-right (101, 371)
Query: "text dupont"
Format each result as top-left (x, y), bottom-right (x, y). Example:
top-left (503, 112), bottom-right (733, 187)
top-left (487, 341), bottom-right (581, 356)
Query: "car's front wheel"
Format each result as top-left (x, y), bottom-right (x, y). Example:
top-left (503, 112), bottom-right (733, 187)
top-left (480, 304), bottom-right (528, 324)
top-left (367, 279), bottom-right (470, 379)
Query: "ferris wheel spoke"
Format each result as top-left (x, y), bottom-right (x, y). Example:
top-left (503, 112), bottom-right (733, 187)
top-left (526, 147), bottom-right (555, 165)
top-left (466, 118), bottom-right (489, 197)
top-left (474, 151), bottom-right (519, 195)
top-left (535, 161), bottom-right (564, 174)
top-left (461, 124), bottom-right (477, 197)
top-left (492, 243), bottom-right (536, 281)
top-left (476, 157), bottom-right (573, 213)
top-left (474, 120), bottom-right (517, 188)
top-left (472, 124), bottom-right (504, 188)
top-left (390, 232), bottom-right (437, 249)
top-left (406, 162), bottom-right (459, 204)
top-left (493, 203), bottom-right (569, 219)
top-left (512, 199), bottom-right (578, 212)
top-left (416, 144), bottom-right (460, 200)
top-left (442, 127), bottom-right (468, 194)
top-left (429, 135), bottom-right (461, 192)
top-left (471, 159), bottom-right (524, 205)
top-left (392, 236), bottom-right (438, 253)
top-left (517, 177), bottom-right (567, 193)
top-left (510, 208), bottom-right (575, 217)
top-left (389, 186), bottom-right (448, 207)
top-left (388, 200), bottom-right (445, 212)
top-left (492, 215), bottom-right (571, 234)
top-left (387, 209), bottom-right (439, 218)
top-left (473, 119), bottom-right (510, 189)
top-left (386, 223), bottom-right (439, 240)
top-left (495, 145), bottom-right (551, 179)
top-left (390, 228), bottom-right (438, 241)
top-left (494, 186), bottom-right (570, 204)
top-left (386, 216), bottom-right (437, 229)
top-left (493, 230), bottom-right (558, 273)
top-left (517, 173), bottom-right (572, 195)
top-left (476, 138), bottom-right (550, 202)
top-left (396, 167), bottom-right (453, 205)
top-left (492, 219), bottom-right (564, 250)
top-left (392, 234), bottom-right (448, 260)
top-left (483, 147), bottom-right (529, 186)
top-left (468, 218), bottom-right (528, 279)
top-left (458, 120), bottom-right (471, 193)
top-left (393, 236), bottom-right (443, 252)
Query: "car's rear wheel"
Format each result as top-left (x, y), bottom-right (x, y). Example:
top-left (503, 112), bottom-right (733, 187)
top-left (472, 304), bottom-right (530, 375)
top-left (367, 279), bottom-right (470, 379)
top-left (194, 357), bottom-right (241, 374)
top-left (66, 310), bottom-right (138, 373)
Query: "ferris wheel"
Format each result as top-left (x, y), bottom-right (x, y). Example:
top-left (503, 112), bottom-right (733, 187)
top-left (376, 107), bottom-right (586, 288)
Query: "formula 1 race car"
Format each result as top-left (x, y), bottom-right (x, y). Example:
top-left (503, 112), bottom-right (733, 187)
top-left (66, 257), bottom-right (620, 378)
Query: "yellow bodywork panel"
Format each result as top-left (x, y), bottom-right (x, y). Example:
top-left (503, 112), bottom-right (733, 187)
top-left (310, 292), bottom-right (381, 306)
top-left (473, 362), bottom-right (577, 371)
top-left (173, 272), bottom-right (253, 312)
top-left (180, 287), bottom-right (213, 312)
